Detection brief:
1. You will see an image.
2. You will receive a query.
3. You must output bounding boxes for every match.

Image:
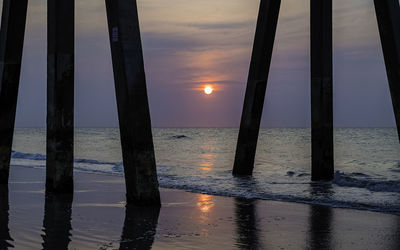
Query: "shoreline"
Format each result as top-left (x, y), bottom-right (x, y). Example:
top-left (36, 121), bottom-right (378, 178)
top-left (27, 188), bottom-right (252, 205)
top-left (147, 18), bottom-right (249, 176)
top-left (12, 163), bottom-right (400, 216)
top-left (2, 165), bottom-right (400, 249)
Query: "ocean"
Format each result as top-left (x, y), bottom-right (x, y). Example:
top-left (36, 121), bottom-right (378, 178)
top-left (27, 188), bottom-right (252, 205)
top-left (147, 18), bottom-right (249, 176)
top-left (10, 128), bottom-right (400, 214)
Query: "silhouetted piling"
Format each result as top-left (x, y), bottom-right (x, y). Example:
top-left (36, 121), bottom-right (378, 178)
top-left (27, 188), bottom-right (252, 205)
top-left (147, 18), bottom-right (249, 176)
top-left (46, 0), bottom-right (74, 193)
top-left (0, 0), bottom-right (28, 185)
top-left (105, 0), bottom-right (161, 205)
top-left (233, 0), bottom-right (281, 176)
top-left (311, 0), bottom-right (333, 181)
top-left (374, 0), bottom-right (400, 142)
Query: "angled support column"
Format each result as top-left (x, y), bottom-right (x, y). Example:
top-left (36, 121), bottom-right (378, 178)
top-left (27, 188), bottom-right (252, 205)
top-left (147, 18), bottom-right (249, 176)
top-left (374, 0), bottom-right (400, 142)
top-left (0, 0), bottom-right (28, 184)
top-left (233, 0), bottom-right (281, 176)
top-left (46, 0), bottom-right (74, 193)
top-left (311, 0), bottom-right (333, 181)
top-left (105, 0), bottom-right (161, 206)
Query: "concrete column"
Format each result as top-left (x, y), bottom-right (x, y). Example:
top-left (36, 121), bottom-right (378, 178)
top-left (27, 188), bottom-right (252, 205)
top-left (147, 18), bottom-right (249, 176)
top-left (233, 0), bottom-right (281, 176)
top-left (0, 0), bottom-right (28, 184)
top-left (105, 0), bottom-right (161, 205)
top-left (311, 0), bottom-right (333, 181)
top-left (41, 194), bottom-right (73, 250)
top-left (374, 0), bottom-right (400, 142)
top-left (46, 0), bottom-right (74, 193)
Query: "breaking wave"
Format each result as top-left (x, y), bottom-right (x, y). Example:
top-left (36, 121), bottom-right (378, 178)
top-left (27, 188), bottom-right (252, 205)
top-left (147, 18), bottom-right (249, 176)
top-left (334, 171), bottom-right (400, 193)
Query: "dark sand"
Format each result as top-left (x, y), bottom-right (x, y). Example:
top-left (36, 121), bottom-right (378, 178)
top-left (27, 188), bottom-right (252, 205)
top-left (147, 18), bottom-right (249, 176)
top-left (0, 165), bottom-right (399, 249)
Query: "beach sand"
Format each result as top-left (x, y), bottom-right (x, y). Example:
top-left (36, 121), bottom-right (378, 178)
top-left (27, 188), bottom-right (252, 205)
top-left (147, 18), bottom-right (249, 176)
top-left (0, 165), bottom-right (399, 249)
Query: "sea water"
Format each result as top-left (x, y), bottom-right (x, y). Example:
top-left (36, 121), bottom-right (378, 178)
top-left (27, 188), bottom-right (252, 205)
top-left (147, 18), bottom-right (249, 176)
top-left (10, 128), bottom-right (400, 214)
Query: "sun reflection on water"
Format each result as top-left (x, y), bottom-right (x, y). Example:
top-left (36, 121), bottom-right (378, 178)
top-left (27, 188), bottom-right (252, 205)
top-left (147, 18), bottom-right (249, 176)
top-left (199, 153), bottom-right (215, 172)
top-left (197, 194), bottom-right (215, 213)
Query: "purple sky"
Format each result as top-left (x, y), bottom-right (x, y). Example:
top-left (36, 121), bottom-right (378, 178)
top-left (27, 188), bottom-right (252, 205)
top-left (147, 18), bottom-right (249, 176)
top-left (9, 0), bottom-right (396, 127)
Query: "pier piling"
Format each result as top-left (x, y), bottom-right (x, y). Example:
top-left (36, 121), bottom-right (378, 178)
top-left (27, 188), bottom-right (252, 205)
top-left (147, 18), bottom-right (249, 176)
top-left (233, 0), bottom-right (281, 176)
top-left (374, 0), bottom-right (400, 142)
top-left (105, 0), bottom-right (161, 205)
top-left (46, 0), bottom-right (75, 193)
top-left (311, 0), bottom-right (334, 181)
top-left (0, 0), bottom-right (28, 185)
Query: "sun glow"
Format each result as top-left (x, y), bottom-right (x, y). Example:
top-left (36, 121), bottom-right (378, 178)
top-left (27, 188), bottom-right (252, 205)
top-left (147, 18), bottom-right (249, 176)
top-left (204, 86), bottom-right (213, 95)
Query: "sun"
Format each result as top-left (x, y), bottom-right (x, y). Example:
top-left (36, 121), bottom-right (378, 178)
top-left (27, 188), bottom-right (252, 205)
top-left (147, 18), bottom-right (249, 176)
top-left (204, 86), bottom-right (213, 95)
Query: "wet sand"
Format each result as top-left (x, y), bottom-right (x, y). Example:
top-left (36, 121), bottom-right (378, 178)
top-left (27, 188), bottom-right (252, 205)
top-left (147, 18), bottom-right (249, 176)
top-left (0, 165), bottom-right (399, 249)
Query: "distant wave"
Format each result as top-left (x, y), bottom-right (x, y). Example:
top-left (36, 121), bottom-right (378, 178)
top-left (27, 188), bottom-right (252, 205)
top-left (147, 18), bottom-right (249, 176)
top-left (11, 151), bottom-right (124, 176)
top-left (12, 151), bottom-right (120, 166)
top-left (12, 151), bottom-right (46, 161)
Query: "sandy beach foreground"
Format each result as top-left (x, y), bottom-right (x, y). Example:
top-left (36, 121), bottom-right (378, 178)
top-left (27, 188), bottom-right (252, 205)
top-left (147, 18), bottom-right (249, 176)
top-left (0, 165), bottom-right (398, 249)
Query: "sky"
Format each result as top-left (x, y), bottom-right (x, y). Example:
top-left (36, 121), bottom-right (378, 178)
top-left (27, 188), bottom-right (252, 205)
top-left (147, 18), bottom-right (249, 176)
top-left (4, 0), bottom-right (397, 127)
